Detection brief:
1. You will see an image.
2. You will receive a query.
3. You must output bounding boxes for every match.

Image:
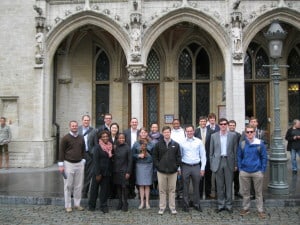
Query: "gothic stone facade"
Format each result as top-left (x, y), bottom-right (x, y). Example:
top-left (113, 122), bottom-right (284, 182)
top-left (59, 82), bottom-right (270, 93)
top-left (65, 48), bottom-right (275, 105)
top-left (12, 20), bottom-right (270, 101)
top-left (0, 0), bottom-right (299, 167)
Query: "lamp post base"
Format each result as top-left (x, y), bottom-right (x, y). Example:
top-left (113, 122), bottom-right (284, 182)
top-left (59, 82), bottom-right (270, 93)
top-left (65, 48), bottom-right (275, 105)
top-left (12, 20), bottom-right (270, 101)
top-left (268, 157), bottom-right (289, 195)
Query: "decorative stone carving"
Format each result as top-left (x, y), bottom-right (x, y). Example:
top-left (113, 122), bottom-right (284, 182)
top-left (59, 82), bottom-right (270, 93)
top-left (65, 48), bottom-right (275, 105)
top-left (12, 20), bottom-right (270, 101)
top-left (58, 77), bottom-right (72, 84)
top-left (55, 16), bottom-right (62, 24)
top-left (65, 10), bottom-right (72, 16)
top-left (35, 16), bottom-right (46, 32)
top-left (130, 13), bottom-right (142, 25)
top-left (133, 0), bottom-right (138, 11)
top-left (127, 65), bottom-right (146, 82)
top-left (233, 0), bottom-right (241, 10)
top-left (34, 13), bottom-right (45, 66)
top-left (33, 5), bottom-right (43, 16)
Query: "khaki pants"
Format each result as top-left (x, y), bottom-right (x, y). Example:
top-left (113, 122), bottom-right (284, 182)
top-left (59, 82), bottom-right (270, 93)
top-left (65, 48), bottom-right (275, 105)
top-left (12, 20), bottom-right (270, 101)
top-left (63, 160), bottom-right (85, 208)
top-left (0, 144), bottom-right (9, 168)
top-left (157, 171), bottom-right (177, 210)
top-left (239, 170), bottom-right (264, 212)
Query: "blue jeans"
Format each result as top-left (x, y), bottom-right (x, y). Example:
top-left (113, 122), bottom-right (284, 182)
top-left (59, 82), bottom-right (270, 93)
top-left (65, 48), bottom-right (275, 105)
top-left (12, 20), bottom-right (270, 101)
top-left (291, 149), bottom-right (300, 171)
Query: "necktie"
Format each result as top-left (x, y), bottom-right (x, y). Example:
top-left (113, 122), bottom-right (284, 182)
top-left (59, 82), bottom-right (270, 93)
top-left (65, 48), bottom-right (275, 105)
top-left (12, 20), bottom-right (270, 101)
top-left (201, 129), bottom-right (206, 145)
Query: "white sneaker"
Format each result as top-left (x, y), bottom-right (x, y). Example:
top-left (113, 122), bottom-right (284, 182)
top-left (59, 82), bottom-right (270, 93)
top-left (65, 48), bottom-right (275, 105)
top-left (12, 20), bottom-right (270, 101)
top-left (158, 208), bottom-right (165, 215)
top-left (170, 209), bottom-right (177, 215)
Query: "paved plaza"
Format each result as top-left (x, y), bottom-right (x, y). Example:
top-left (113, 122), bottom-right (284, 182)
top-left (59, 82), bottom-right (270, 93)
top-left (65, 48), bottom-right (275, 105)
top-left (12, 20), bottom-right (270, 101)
top-left (0, 155), bottom-right (299, 225)
top-left (0, 204), bottom-right (299, 225)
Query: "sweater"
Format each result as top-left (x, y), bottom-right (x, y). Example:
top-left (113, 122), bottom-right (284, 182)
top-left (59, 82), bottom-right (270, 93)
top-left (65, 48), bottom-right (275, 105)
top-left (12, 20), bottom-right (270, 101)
top-left (59, 133), bottom-right (85, 163)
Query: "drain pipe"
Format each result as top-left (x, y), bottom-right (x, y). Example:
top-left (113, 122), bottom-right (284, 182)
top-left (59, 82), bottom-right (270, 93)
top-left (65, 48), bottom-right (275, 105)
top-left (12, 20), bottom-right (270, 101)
top-left (52, 53), bottom-right (60, 162)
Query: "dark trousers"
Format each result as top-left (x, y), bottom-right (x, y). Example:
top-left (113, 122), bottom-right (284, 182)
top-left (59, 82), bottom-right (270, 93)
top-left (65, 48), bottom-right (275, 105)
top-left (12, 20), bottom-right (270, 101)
top-left (199, 162), bottom-right (212, 198)
top-left (116, 185), bottom-right (128, 209)
top-left (128, 162), bottom-right (136, 198)
top-left (88, 175), bottom-right (110, 209)
top-left (182, 164), bottom-right (201, 207)
top-left (233, 170), bottom-right (240, 194)
top-left (82, 152), bottom-right (93, 197)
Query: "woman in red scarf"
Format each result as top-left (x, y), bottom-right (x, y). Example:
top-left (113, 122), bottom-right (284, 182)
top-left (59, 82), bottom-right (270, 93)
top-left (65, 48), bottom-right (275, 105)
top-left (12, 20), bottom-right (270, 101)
top-left (88, 130), bottom-right (113, 213)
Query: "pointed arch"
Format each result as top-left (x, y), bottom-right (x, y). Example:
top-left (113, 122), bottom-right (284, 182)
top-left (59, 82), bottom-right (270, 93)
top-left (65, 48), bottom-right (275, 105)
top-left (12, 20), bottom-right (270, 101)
top-left (142, 8), bottom-right (230, 64)
top-left (243, 8), bottom-right (300, 51)
top-left (46, 11), bottom-right (130, 63)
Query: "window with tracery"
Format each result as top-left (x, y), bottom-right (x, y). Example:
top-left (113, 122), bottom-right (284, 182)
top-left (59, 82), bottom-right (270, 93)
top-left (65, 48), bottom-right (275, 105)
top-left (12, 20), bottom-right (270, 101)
top-left (95, 48), bottom-right (110, 127)
top-left (244, 42), bottom-right (270, 130)
top-left (178, 43), bottom-right (210, 125)
top-left (287, 45), bottom-right (300, 123)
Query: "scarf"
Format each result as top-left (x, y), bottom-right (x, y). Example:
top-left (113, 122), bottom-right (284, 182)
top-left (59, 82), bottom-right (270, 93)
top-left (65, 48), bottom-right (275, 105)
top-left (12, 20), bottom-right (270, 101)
top-left (149, 132), bottom-right (160, 144)
top-left (99, 139), bottom-right (113, 158)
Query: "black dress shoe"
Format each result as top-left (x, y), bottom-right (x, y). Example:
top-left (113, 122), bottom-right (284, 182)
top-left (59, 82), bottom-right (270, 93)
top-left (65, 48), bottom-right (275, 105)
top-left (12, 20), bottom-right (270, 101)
top-left (88, 207), bottom-right (95, 211)
top-left (194, 205), bottom-right (203, 212)
top-left (116, 203), bottom-right (123, 210)
top-left (215, 208), bottom-right (225, 213)
top-left (235, 192), bottom-right (243, 199)
top-left (101, 207), bottom-right (109, 213)
top-left (182, 206), bottom-right (189, 212)
top-left (122, 204), bottom-right (128, 212)
top-left (226, 208), bottom-right (233, 213)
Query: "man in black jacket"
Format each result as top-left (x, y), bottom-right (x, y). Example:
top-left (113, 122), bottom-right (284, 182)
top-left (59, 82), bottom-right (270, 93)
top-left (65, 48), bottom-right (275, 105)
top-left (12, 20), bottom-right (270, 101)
top-left (285, 119), bottom-right (300, 174)
top-left (152, 126), bottom-right (181, 215)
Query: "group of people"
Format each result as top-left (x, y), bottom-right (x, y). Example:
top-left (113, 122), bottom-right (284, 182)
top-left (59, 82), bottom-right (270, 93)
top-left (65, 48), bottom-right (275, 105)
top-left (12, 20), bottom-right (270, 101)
top-left (58, 113), bottom-right (270, 219)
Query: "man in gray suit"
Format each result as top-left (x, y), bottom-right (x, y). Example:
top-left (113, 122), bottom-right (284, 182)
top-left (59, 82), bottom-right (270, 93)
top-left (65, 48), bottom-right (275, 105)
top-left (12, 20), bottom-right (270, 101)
top-left (78, 115), bottom-right (94, 198)
top-left (210, 118), bottom-right (237, 213)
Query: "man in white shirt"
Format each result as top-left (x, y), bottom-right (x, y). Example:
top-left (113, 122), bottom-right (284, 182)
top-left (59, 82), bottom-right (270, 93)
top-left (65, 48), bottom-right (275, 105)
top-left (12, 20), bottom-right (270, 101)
top-left (180, 125), bottom-right (206, 212)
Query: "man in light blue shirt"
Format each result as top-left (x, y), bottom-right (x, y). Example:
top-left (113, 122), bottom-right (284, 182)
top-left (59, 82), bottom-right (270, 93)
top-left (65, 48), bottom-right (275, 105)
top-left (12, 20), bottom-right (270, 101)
top-left (180, 125), bottom-right (206, 212)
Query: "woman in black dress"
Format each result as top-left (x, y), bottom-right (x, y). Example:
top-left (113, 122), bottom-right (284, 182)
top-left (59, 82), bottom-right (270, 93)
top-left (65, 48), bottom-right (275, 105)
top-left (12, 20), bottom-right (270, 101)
top-left (113, 133), bottom-right (132, 211)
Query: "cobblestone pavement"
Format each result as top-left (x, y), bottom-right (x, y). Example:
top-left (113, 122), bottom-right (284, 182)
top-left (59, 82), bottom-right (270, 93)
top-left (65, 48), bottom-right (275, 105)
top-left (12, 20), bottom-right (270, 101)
top-left (0, 204), bottom-right (299, 225)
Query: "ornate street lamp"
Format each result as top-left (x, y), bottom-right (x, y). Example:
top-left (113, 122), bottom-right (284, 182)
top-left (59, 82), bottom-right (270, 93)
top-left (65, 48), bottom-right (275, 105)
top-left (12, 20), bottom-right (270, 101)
top-left (264, 21), bottom-right (289, 194)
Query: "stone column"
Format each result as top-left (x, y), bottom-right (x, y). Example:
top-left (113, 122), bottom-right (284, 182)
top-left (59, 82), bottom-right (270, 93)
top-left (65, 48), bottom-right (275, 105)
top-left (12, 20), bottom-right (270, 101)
top-left (127, 65), bottom-right (146, 126)
top-left (229, 12), bottom-right (245, 132)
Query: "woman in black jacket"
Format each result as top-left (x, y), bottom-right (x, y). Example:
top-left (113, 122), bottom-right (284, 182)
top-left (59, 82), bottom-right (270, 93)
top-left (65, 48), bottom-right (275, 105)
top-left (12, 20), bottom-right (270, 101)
top-left (88, 130), bottom-right (113, 213)
top-left (113, 133), bottom-right (132, 211)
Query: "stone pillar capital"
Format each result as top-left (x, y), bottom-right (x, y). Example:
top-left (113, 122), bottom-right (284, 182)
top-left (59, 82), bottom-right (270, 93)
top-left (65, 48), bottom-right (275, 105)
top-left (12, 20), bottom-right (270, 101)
top-left (127, 65), bottom-right (147, 82)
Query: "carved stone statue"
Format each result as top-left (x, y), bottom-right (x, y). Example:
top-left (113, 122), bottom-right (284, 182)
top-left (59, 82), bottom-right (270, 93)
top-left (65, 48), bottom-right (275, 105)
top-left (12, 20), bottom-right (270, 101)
top-left (232, 26), bottom-right (242, 53)
top-left (35, 32), bottom-right (44, 64)
top-left (130, 28), bottom-right (141, 53)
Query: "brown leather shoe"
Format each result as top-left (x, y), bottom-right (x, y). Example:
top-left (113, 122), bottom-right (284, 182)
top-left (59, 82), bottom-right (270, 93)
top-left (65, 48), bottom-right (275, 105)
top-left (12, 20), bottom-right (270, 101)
top-left (258, 211), bottom-right (266, 219)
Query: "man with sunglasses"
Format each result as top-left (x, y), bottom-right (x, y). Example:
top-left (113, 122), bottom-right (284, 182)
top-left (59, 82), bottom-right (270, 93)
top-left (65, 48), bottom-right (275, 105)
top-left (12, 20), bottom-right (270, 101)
top-left (210, 118), bottom-right (237, 213)
top-left (238, 125), bottom-right (268, 219)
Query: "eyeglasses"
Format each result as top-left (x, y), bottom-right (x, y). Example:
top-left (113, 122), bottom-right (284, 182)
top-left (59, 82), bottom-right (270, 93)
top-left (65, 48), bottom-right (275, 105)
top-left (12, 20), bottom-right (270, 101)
top-left (105, 117), bottom-right (112, 120)
top-left (246, 131), bottom-right (254, 134)
top-left (219, 123), bottom-right (227, 126)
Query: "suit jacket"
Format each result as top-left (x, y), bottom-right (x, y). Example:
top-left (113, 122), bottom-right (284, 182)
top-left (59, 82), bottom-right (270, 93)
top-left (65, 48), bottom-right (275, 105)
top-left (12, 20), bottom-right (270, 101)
top-left (123, 128), bottom-right (140, 148)
top-left (194, 127), bottom-right (212, 158)
top-left (209, 131), bottom-right (237, 173)
top-left (78, 125), bottom-right (94, 151)
top-left (206, 124), bottom-right (220, 134)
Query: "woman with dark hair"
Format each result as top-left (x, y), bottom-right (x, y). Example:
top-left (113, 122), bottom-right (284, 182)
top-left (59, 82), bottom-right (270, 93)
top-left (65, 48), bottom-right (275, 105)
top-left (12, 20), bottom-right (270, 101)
top-left (132, 127), bottom-right (154, 209)
top-left (88, 130), bottom-right (113, 213)
top-left (109, 122), bottom-right (120, 199)
top-left (113, 133), bottom-right (132, 211)
top-left (110, 122), bottom-right (119, 146)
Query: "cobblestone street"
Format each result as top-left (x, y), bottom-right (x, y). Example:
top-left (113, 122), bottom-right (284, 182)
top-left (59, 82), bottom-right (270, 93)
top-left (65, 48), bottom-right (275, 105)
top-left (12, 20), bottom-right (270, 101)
top-left (0, 204), bottom-right (299, 225)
